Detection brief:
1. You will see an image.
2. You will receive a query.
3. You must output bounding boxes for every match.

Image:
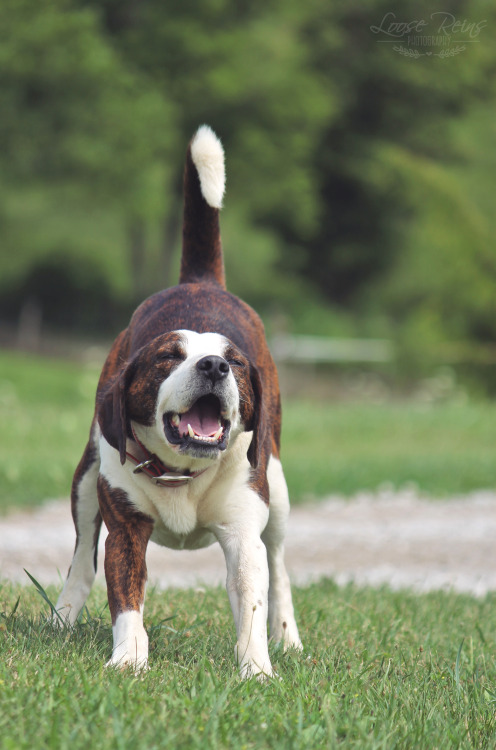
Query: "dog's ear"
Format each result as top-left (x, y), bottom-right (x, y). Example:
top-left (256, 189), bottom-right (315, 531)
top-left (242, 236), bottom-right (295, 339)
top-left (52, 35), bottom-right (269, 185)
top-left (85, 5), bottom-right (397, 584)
top-left (97, 362), bottom-right (135, 465)
top-left (246, 363), bottom-right (266, 469)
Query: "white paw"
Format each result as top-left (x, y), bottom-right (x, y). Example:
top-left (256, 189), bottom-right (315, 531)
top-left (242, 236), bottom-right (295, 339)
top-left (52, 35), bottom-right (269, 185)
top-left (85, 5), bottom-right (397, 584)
top-left (283, 633), bottom-right (303, 652)
top-left (51, 604), bottom-right (75, 628)
top-left (105, 652), bottom-right (149, 673)
top-left (108, 611), bottom-right (149, 672)
top-left (239, 660), bottom-right (275, 682)
top-left (236, 645), bottom-right (274, 682)
top-left (271, 619), bottom-right (303, 651)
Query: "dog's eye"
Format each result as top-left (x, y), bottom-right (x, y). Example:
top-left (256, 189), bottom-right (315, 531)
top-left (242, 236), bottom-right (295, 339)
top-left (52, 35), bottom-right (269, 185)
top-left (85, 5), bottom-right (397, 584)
top-left (158, 351), bottom-right (182, 361)
top-left (228, 358), bottom-right (245, 368)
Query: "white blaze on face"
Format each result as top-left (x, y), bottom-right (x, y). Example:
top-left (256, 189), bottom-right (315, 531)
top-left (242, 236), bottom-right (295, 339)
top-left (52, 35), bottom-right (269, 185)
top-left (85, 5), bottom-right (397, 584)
top-left (179, 330), bottom-right (228, 360)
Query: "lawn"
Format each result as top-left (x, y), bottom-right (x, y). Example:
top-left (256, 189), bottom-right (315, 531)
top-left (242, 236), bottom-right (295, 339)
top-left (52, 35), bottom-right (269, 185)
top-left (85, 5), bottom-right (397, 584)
top-left (282, 399), bottom-right (496, 501)
top-left (0, 350), bottom-right (99, 510)
top-left (1, 350), bottom-right (496, 748)
top-left (0, 349), bottom-right (495, 512)
top-left (1, 579), bottom-right (495, 749)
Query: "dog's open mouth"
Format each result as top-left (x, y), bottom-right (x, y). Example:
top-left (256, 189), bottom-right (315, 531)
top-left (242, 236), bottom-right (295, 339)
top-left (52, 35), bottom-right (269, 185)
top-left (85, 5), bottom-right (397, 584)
top-left (164, 395), bottom-right (230, 452)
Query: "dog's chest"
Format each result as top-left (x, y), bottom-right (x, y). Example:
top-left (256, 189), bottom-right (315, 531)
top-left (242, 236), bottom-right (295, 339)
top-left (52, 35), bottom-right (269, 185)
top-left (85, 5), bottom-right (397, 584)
top-left (150, 521), bottom-right (216, 551)
top-left (132, 475), bottom-right (217, 550)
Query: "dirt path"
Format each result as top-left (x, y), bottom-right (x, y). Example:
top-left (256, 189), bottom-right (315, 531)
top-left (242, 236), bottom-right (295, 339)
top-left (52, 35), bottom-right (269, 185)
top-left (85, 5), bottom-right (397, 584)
top-left (1, 489), bottom-right (495, 596)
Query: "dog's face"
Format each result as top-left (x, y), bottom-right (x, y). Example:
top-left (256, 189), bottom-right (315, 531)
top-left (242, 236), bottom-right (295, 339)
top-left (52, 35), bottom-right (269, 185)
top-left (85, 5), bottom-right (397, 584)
top-left (98, 330), bottom-right (263, 468)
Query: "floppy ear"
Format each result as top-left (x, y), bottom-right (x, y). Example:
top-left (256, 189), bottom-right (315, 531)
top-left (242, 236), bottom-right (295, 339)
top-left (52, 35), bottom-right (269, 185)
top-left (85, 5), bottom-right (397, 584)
top-left (246, 363), bottom-right (266, 469)
top-left (97, 363), bottom-right (134, 465)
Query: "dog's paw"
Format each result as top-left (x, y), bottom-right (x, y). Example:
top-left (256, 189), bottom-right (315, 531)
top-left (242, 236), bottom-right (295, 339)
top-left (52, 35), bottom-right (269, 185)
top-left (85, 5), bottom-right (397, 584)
top-left (283, 634), bottom-right (303, 653)
top-left (236, 649), bottom-right (275, 682)
top-left (239, 661), bottom-right (275, 683)
top-left (106, 633), bottom-right (149, 673)
top-left (108, 612), bottom-right (149, 672)
top-left (50, 605), bottom-right (74, 629)
top-left (270, 619), bottom-right (303, 652)
top-left (105, 652), bottom-right (149, 674)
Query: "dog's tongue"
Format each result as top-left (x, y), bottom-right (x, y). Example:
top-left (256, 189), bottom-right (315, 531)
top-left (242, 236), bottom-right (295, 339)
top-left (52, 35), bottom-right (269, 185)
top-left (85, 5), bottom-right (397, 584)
top-left (179, 401), bottom-right (220, 437)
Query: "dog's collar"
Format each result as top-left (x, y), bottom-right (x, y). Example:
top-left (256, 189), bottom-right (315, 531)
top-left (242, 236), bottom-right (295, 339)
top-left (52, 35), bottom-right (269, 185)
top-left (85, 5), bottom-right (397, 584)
top-left (126, 427), bottom-right (209, 487)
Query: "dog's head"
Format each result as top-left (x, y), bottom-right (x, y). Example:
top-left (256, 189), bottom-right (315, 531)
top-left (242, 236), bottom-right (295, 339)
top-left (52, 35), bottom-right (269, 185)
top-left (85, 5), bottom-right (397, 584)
top-left (98, 330), bottom-right (264, 469)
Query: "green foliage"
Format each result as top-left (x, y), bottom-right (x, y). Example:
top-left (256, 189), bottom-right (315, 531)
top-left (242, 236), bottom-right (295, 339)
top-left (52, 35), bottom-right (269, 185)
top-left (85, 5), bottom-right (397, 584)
top-left (279, 0), bottom-right (496, 305)
top-left (1, 580), bottom-right (496, 748)
top-left (0, 0), bottom-right (176, 313)
top-left (1, 351), bottom-right (495, 513)
top-left (372, 110), bottom-right (496, 350)
top-left (0, 253), bottom-right (131, 336)
top-left (93, 0), bottom-right (333, 233)
top-left (0, 0), bottom-right (173, 199)
top-left (0, 0), bottom-right (495, 386)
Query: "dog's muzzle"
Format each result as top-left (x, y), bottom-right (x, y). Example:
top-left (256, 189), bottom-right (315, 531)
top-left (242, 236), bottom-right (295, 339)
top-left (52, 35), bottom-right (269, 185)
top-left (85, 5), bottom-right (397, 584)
top-left (162, 355), bottom-right (237, 458)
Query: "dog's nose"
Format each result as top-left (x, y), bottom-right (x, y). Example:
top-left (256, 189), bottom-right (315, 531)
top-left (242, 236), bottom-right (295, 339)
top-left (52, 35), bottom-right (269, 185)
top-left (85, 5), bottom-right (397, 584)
top-left (196, 355), bottom-right (230, 384)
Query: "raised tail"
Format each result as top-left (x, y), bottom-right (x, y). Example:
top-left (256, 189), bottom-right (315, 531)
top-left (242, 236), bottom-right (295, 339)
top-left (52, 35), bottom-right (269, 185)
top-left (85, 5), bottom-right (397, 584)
top-left (179, 125), bottom-right (226, 288)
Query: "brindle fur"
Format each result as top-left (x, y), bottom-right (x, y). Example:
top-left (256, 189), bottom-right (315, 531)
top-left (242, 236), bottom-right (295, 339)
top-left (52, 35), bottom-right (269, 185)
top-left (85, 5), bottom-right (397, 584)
top-left (54, 127), bottom-right (301, 678)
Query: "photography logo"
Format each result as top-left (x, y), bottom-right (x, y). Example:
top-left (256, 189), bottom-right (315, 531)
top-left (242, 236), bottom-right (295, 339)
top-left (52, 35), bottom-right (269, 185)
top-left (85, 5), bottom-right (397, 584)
top-left (370, 11), bottom-right (487, 59)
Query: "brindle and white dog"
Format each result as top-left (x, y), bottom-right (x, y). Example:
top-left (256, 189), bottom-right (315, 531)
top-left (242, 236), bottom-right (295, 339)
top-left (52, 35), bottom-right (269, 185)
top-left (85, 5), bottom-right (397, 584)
top-left (55, 125), bottom-right (301, 678)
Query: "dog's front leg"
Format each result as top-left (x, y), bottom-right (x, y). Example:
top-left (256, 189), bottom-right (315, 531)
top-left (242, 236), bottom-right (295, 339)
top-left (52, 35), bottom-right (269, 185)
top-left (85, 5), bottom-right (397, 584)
top-left (214, 522), bottom-right (272, 679)
top-left (97, 476), bottom-right (154, 670)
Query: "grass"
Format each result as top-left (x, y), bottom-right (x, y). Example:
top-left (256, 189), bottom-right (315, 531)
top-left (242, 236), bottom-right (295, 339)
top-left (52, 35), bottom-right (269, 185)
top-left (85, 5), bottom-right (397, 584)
top-left (1, 579), bottom-right (496, 749)
top-left (1, 350), bottom-right (496, 747)
top-left (1, 349), bottom-right (496, 512)
top-left (281, 400), bottom-right (496, 501)
top-left (0, 350), bottom-right (99, 510)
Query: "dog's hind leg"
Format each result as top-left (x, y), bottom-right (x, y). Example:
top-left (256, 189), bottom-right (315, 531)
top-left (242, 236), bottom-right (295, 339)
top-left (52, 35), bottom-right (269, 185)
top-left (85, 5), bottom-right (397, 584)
top-left (54, 426), bottom-right (102, 626)
top-left (262, 456), bottom-right (302, 651)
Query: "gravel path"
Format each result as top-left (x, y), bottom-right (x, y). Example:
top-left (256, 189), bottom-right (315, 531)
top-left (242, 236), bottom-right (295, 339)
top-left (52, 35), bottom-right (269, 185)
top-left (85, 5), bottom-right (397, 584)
top-left (1, 490), bottom-right (496, 596)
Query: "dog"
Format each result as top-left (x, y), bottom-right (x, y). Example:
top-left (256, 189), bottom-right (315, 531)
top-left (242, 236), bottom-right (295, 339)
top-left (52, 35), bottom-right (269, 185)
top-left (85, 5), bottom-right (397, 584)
top-left (54, 125), bottom-right (302, 678)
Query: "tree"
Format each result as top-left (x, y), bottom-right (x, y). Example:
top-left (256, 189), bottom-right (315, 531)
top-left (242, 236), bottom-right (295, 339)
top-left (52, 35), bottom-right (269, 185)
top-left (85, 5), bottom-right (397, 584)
top-left (0, 0), bottom-right (174, 299)
top-left (2, 0), bottom-right (495, 361)
top-left (281, 0), bottom-right (496, 306)
top-left (78, 0), bottom-right (333, 292)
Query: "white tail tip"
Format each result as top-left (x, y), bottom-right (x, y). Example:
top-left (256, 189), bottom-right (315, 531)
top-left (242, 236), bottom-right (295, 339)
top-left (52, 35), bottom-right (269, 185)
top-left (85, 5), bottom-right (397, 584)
top-left (190, 125), bottom-right (225, 209)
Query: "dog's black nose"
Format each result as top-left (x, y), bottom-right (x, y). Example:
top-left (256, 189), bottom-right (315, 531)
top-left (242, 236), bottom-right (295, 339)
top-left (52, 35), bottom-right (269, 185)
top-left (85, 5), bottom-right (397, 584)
top-left (197, 355), bottom-right (230, 384)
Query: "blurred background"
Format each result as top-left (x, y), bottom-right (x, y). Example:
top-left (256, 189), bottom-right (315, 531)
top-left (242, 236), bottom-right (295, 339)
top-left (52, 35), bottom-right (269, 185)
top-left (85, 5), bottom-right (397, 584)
top-left (0, 0), bottom-right (495, 509)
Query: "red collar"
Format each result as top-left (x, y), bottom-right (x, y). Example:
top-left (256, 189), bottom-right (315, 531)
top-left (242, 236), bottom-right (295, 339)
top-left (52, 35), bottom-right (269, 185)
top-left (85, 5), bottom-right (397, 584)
top-left (126, 427), bottom-right (209, 487)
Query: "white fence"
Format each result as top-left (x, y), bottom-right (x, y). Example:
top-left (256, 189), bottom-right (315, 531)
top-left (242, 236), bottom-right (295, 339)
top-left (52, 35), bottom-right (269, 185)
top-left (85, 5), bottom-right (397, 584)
top-left (271, 334), bottom-right (394, 364)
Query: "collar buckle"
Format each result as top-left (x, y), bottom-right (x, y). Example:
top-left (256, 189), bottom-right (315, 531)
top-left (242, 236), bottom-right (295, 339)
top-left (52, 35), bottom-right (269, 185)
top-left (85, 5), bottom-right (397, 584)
top-left (155, 473), bottom-right (193, 486)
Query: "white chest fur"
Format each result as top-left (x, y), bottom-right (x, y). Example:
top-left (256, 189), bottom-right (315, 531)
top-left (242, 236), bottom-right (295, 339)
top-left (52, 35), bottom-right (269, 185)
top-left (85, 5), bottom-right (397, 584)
top-left (98, 433), bottom-right (255, 551)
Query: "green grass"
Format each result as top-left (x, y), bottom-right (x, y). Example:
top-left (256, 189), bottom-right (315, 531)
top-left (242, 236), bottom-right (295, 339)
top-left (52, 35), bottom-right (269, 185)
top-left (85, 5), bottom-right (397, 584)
top-left (1, 580), bottom-right (496, 749)
top-left (281, 400), bottom-right (496, 501)
top-left (2, 351), bottom-right (496, 746)
top-left (0, 350), bottom-right (99, 510)
top-left (1, 349), bottom-right (496, 512)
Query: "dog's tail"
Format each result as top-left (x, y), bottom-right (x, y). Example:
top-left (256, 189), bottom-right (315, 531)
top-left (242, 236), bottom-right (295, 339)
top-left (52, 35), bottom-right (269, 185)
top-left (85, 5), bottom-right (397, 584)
top-left (179, 125), bottom-right (226, 288)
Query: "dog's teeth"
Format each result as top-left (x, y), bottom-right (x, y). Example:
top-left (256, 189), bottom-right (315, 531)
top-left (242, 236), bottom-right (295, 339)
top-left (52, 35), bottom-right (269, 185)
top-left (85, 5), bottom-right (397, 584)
top-left (187, 424), bottom-right (195, 438)
top-left (192, 434), bottom-right (217, 444)
top-left (171, 414), bottom-right (180, 427)
top-left (213, 426), bottom-right (223, 440)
